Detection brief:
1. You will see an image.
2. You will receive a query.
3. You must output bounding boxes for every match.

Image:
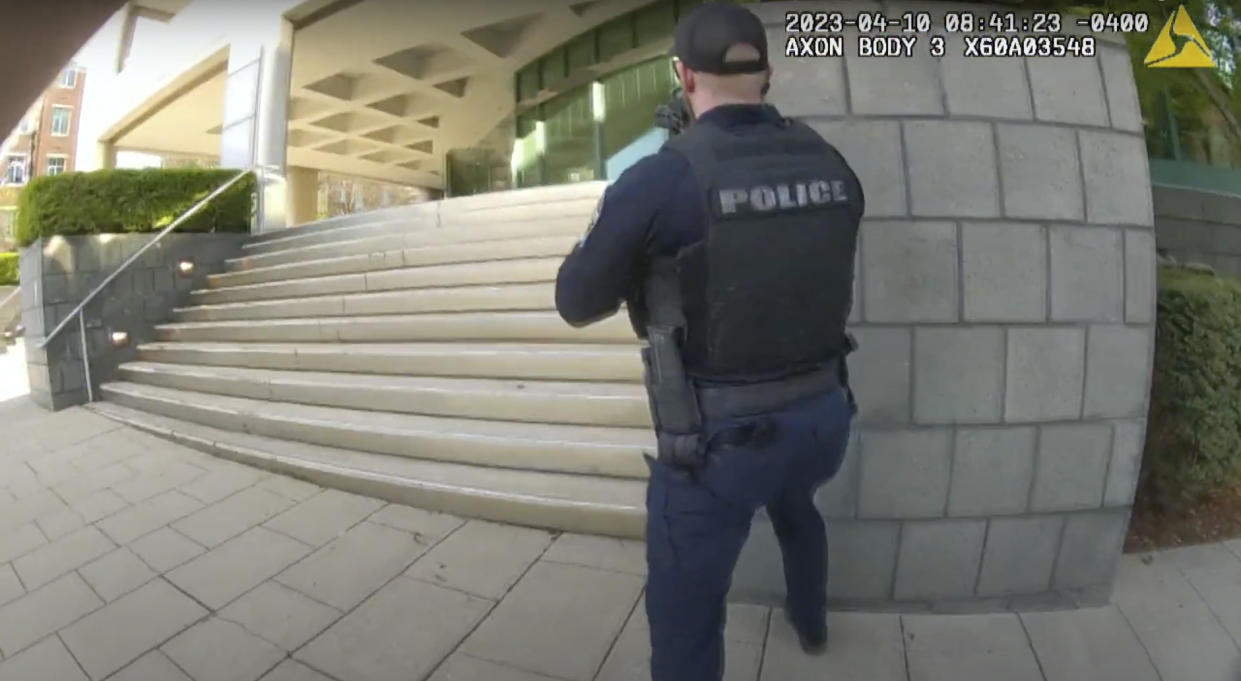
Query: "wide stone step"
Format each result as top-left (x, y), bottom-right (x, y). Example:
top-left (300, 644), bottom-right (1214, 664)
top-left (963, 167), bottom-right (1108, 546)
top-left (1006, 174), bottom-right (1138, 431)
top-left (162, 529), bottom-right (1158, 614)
top-left (193, 257), bottom-right (562, 305)
top-left (227, 211), bottom-right (589, 272)
top-left (243, 193), bottom-right (601, 257)
top-left (242, 213), bottom-right (435, 257)
top-left (136, 341), bottom-right (644, 381)
top-left (208, 235), bottom-right (577, 289)
top-left (154, 311), bottom-right (635, 343)
top-left (100, 381), bottom-right (653, 479)
top-left (118, 361), bottom-right (652, 427)
top-left (174, 282), bottom-right (555, 322)
top-left (87, 401), bottom-right (645, 538)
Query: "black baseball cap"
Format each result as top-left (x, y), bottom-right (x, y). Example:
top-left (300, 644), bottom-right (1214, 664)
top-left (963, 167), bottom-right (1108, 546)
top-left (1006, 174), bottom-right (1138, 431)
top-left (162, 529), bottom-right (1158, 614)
top-left (671, 2), bottom-right (769, 75)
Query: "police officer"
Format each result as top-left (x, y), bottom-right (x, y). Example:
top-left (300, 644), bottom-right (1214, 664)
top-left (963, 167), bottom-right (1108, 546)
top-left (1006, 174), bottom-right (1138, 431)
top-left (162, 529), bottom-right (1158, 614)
top-left (555, 3), bottom-right (863, 680)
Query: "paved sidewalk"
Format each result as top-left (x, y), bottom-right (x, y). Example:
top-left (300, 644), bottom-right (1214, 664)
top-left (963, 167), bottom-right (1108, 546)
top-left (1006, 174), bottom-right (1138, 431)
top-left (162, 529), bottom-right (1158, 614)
top-left (0, 398), bottom-right (1239, 681)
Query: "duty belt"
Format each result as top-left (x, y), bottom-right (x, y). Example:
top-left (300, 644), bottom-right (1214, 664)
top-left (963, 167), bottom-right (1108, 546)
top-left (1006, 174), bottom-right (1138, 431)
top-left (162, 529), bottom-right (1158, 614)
top-left (694, 357), bottom-right (842, 420)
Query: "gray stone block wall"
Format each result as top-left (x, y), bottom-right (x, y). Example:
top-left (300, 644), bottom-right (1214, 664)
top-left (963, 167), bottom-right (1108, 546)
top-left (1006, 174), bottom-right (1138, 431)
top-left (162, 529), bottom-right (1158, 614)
top-left (732, 1), bottom-right (1155, 613)
top-left (19, 233), bottom-right (246, 410)
top-left (1152, 184), bottom-right (1241, 277)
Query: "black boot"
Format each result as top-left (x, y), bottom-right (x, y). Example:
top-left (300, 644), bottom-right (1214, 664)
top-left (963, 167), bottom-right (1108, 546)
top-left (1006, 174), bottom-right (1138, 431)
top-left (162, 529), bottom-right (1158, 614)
top-left (783, 607), bottom-right (828, 655)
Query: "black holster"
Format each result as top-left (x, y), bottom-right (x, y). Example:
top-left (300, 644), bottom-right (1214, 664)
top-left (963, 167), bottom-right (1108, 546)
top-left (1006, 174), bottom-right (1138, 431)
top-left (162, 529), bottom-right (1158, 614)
top-left (840, 332), bottom-right (858, 415)
top-left (642, 325), bottom-right (706, 470)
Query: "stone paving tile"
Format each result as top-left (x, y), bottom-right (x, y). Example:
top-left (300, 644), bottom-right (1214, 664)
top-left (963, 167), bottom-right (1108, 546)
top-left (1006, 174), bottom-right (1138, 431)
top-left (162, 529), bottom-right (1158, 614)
top-left (5, 409), bottom-right (118, 457)
top-left (276, 521), bottom-right (427, 611)
top-left (0, 572), bottom-right (103, 658)
top-left (0, 490), bottom-right (67, 535)
top-left (722, 605), bottom-right (769, 681)
top-left (404, 521), bottom-right (553, 600)
top-left (96, 490), bottom-right (203, 545)
top-left (297, 577), bottom-right (492, 681)
top-left (1163, 542), bottom-right (1241, 648)
top-left (1022, 605), bottom-right (1159, 681)
top-left (69, 489), bottom-right (130, 524)
top-left (542, 533), bottom-right (646, 576)
top-left (167, 527), bottom-right (313, 610)
top-left (429, 653), bottom-right (564, 681)
top-left (592, 597), bottom-right (768, 681)
top-left (218, 581), bottom-right (342, 652)
top-left (109, 650), bottom-right (193, 681)
top-left (259, 660), bottom-right (336, 681)
top-left (902, 613), bottom-right (1043, 681)
top-left (461, 561), bottom-right (644, 681)
top-left (127, 527), bottom-right (206, 573)
top-left (0, 565), bottom-right (22, 606)
top-left (263, 489), bottom-right (385, 547)
top-left (59, 578), bottom-right (206, 680)
top-left (177, 465), bottom-right (266, 505)
top-left (162, 617), bottom-right (285, 681)
top-left (0, 464), bottom-right (39, 497)
top-left (256, 475), bottom-right (322, 502)
top-left (0, 635), bottom-right (88, 681)
top-left (760, 612), bottom-right (907, 681)
top-left (367, 504), bottom-right (465, 543)
top-left (35, 506), bottom-right (87, 540)
top-left (171, 486), bottom-right (296, 549)
top-left (52, 462), bottom-right (136, 504)
top-left (111, 461), bottom-right (208, 505)
top-left (0, 523), bottom-right (46, 564)
top-left (1113, 553), bottom-right (1241, 681)
top-left (77, 547), bottom-right (157, 602)
top-left (12, 525), bottom-right (115, 590)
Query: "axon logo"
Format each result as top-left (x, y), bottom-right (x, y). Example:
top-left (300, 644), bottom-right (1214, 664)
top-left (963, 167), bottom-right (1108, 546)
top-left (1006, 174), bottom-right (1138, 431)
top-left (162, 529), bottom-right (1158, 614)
top-left (718, 180), bottom-right (848, 215)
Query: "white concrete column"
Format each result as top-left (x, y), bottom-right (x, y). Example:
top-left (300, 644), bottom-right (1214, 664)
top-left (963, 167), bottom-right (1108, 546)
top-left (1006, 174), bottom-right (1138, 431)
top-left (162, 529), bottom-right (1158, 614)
top-left (286, 166), bottom-right (319, 226)
top-left (219, 12), bottom-right (293, 234)
top-left (95, 141), bottom-right (116, 170)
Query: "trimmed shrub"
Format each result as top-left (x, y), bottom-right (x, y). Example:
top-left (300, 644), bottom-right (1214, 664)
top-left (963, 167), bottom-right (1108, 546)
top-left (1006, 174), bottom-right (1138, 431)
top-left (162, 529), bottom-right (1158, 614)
top-left (1141, 265), bottom-right (1241, 510)
top-left (14, 168), bottom-right (255, 247)
top-left (0, 252), bottom-right (15, 285)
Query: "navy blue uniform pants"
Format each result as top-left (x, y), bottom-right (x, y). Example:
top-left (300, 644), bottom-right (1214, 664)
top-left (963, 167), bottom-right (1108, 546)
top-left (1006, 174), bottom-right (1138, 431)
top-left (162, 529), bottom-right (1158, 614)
top-left (644, 387), bottom-right (853, 681)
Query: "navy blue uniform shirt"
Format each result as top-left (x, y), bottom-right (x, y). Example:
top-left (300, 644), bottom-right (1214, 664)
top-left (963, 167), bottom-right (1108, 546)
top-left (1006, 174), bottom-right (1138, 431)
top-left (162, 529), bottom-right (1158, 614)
top-left (554, 103), bottom-right (864, 336)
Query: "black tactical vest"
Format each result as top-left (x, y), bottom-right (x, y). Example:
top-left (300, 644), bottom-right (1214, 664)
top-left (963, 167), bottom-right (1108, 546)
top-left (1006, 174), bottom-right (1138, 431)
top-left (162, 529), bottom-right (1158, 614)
top-left (645, 114), bottom-right (863, 378)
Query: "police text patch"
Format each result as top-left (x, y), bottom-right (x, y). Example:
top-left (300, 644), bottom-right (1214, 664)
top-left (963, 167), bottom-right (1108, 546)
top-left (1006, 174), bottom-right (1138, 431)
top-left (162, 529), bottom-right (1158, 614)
top-left (714, 179), bottom-right (849, 217)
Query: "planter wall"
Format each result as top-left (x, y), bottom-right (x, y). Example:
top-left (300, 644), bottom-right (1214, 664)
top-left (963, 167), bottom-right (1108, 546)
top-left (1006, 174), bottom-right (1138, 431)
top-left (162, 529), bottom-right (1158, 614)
top-left (19, 233), bottom-right (246, 410)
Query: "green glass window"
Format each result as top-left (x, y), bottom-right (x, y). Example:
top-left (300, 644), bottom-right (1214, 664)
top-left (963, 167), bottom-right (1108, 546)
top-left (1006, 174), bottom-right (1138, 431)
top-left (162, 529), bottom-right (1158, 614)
top-left (540, 49), bottom-right (568, 89)
top-left (516, 64), bottom-right (541, 103)
top-left (542, 88), bottom-right (597, 185)
top-left (600, 56), bottom-right (676, 160)
top-left (598, 15), bottom-right (636, 62)
top-left (566, 33), bottom-right (598, 75)
top-left (635, 2), bottom-right (676, 45)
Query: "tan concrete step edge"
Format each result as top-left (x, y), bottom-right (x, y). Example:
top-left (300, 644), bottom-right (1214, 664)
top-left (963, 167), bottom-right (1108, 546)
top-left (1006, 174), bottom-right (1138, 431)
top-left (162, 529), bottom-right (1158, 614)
top-left (192, 257), bottom-right (562, 306)
top-left (242, 218), bottom-right (433, 256)
top-left (101, 381), bottom-right (652, 479)
top-left (135, 341), bottom-right (645, 382)
top-left (154, 311), bottom-right (637, 344)
top-left (226, 213), bottom-right (589, 272)
top-left (208, 235), bottom-right (577, 290)
top-left (86, 401), bottom-right (645, 539)
top-left (119, 361), bottom-right (652, 428)
top-left (175, 282), bottom-right (557, 323)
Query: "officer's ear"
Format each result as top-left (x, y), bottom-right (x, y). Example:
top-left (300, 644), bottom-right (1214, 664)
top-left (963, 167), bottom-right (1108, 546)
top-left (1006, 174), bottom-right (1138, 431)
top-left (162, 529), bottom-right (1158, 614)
top-left (761, 65), bottom-right (773, 98)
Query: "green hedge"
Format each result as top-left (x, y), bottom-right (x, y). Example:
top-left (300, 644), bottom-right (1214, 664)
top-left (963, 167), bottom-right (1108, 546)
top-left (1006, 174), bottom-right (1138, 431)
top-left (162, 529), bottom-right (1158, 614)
top-left (14, 168), bottom-right (255, 247)
top-left (1142, 265), bottom-right (1241, 510)
top-left (0, 252), bottom-right (16, 286)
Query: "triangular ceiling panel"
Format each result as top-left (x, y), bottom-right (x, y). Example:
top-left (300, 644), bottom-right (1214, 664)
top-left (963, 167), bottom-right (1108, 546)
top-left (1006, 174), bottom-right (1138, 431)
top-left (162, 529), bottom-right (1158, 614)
top-left (461, 13), bottom-right (541, 58)
top-left (433, 78), bottom-right (468, 98)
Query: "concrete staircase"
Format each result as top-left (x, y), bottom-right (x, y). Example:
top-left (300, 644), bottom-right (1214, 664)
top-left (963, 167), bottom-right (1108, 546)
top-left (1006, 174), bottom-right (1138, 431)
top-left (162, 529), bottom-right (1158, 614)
top-left (89, 182), bottom-right (656, 538)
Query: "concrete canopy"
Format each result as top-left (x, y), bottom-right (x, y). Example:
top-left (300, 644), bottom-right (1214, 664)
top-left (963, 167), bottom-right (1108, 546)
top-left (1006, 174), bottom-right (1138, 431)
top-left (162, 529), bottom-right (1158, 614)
top-left (108, 0), bottom-right (659, 189)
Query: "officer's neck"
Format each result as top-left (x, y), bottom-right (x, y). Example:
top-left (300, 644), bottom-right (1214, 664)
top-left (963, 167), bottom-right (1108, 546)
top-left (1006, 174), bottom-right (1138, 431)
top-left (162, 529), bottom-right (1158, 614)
top-left (692, 96), bottom-right (765, 120)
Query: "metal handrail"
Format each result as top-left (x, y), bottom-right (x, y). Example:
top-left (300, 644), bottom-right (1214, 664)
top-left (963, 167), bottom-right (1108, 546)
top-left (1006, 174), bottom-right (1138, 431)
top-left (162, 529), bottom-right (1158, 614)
top-left (0, 286), bottom-right (18, 312)
top-left (37, 166), bottom-right (265, 401)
